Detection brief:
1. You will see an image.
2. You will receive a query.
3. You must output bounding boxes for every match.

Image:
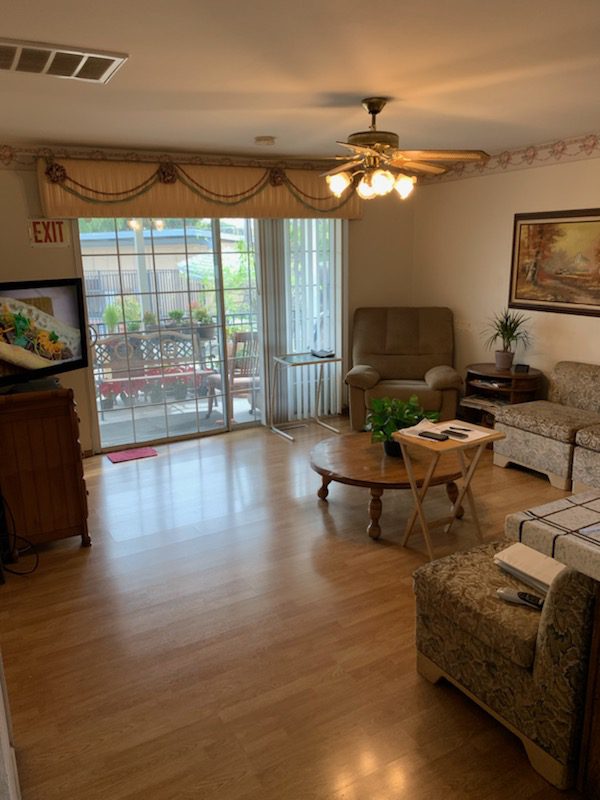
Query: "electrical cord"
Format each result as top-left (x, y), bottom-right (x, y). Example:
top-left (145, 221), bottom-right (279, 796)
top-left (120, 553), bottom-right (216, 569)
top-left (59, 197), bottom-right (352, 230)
top-left (0, 494), bottom-right (39, 576)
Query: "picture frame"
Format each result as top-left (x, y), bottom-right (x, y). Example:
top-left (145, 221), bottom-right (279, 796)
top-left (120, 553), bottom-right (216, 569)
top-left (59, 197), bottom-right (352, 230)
top-left (509, 208), bottom-right (600, 317)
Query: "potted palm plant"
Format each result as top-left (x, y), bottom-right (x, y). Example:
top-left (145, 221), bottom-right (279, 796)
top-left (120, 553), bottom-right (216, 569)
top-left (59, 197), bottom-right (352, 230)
top-left (367, 395), bottom-right (440, 457)
top-left (484, 308), bottom-right (531, 370)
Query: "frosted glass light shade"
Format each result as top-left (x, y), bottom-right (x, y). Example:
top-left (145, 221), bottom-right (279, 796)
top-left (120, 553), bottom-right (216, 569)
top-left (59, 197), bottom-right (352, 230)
top-left (371, 169), bottom-right (395, 195)
top-left (326, 172), bottom-right (352, 197)
top-left (394, 175), bottom-right (416, 199)
top-left (356, 176), bottom-right (377, 199)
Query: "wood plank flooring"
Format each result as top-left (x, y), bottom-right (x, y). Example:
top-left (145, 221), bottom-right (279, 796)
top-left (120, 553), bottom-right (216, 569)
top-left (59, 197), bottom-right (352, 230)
top-left (0, 420), bottom-right (585, 799)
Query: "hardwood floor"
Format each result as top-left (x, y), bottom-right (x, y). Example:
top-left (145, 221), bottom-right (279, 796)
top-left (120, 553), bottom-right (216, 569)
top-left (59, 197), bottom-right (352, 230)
top-left (0, 420), bottom-right (584, 799)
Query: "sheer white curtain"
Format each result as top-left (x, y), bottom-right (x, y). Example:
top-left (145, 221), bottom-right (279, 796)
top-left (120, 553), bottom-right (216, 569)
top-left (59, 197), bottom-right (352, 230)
top-left (260, 218), bottom-right (344, 423)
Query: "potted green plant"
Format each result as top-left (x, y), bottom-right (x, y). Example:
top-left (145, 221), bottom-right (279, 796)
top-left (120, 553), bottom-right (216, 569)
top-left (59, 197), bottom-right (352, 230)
top-left (367, 395), bottom-right (440, 457)
top-left (102, 303), bottom-right (123, 334)
top-left (167, 309), bottom-right (185, 327)
top-left (123, 297), bottom-right (142, 332)
top-left (192, 306), bottom-right (216, 339)
top-left (143, 310), bottom-right (158, 330)
top-left (484, 308), bottom-right (531, 370)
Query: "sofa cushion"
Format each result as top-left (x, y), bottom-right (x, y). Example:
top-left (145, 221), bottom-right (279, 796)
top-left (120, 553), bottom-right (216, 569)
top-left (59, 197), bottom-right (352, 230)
top-left (576, 424), bottom-right (600, 452)
top-left (495, 400), bottom-right (600, 443)
top-left (548, 361), bottom-right (600, 412)
top-left (413, 542), bottom-right (541, 669)
top-left (365, 380), bottom-right (442, 411)
top-left (351, 307), bottom-right (454, 381)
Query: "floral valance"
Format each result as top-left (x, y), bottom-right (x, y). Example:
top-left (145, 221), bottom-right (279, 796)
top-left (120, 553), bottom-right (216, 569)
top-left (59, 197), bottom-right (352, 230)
top-left (36, 157), bottom-right (361, 219)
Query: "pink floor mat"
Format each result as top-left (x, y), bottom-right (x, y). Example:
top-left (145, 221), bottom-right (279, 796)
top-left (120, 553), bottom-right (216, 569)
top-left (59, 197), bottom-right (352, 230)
top-left (106, 447), bottom-right (158, 464)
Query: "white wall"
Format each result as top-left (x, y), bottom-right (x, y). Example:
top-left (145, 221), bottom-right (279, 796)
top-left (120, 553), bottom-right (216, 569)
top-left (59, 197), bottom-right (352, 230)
top-left (0, 168), bottom-right (95, 452)
top-left (348, 193), bottom-right (414, 315)
top-left (412, 159), bottom-right (600, 376)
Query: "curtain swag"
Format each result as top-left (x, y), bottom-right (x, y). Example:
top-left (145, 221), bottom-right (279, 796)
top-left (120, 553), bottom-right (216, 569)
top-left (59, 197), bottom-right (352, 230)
top-left (38, 157), bottom-right (361, 219)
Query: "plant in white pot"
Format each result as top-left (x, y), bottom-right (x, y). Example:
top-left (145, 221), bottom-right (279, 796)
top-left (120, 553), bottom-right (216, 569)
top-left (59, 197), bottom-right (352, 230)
top-left (484, 308), bottom-right (531, 370)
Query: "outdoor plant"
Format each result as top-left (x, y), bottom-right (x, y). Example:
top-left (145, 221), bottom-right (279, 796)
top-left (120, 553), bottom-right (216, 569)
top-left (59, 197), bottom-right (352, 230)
top-left (168, 309), bottom-right (185, 323)
top-left (367, 395), bottom-right (440, 443)
top-left (123, 297), bottom-right (142, 332)
top-left (192, 306), bottom-right (213, 324)
top-left (102, 303), bottom-right (123, 334)
top-left (143, 310), bottom-right (157, 328)
top-left (484, 308), bottom-right (531, 353)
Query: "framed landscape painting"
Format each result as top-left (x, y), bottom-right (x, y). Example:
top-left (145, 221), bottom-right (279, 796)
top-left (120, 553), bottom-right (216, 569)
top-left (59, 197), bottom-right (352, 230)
top-left (509, 208), bottom-right (600, 316)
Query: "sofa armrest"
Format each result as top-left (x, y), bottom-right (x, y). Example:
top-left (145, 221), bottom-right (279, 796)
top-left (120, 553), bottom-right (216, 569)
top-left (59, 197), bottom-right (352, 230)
top-left (534, 567), bottom-right (595, 703)
top-left (424, 365), bottom-right (463, 391)
top-left (345, 365), bottom-right (380, 390)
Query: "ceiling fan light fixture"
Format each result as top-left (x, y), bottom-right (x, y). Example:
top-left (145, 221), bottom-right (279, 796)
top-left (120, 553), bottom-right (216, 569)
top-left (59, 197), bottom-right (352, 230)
top-left (371, 168), bottom-right (395, 195)
top-left (394, 174), bottom-right (416, 200)
top-left (324, 96), bottom-right (487, 202)
top-left (326, 171), bottom-right (352, 198)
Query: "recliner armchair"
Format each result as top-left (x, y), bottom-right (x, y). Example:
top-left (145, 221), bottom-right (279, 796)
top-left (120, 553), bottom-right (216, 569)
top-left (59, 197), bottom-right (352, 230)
top-left (345, 307), bottom-right (462, 431)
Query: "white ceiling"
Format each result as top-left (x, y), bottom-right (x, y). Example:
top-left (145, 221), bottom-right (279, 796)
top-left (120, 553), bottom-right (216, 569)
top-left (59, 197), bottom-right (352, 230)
top-left (3, 0), bottom-right (600, 159)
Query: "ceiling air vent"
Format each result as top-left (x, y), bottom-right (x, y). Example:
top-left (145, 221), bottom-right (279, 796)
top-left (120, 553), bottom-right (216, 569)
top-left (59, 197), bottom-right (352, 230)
top-left (0, 38), bottom-right (128, 84)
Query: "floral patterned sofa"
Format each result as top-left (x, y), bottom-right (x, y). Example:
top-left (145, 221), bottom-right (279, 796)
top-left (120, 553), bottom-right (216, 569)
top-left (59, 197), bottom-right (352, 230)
top-left (573, 423), bottom-right (600, 492)
top-left (413, 541), bottom-right (596, 789)
top-left (493, 361), bottom-right (600, 490)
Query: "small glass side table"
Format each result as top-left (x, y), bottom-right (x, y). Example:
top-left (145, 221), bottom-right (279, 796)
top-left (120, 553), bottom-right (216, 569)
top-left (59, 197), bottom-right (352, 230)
top-left (270, 352), bottom-right (342, 441)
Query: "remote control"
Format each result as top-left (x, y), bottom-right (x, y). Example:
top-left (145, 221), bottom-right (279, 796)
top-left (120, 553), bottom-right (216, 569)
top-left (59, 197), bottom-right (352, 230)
top-left (441, 429), bottom-right (468, 439)
top-left (496, 587), bottom-right (544, 610)
top-left (418, 431), bottom-right (449, 441)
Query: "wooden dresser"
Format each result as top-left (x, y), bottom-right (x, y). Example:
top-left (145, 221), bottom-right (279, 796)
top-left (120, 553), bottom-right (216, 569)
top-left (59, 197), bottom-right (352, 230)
top-left (0, 388), bottom-right (89, 548)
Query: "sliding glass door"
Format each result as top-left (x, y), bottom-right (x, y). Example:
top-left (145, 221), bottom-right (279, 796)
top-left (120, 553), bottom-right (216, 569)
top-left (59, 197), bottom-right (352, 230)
top-left (78, 216), bottom-right (342, 450)
top-left (79, 218), bottom-right (262, 449)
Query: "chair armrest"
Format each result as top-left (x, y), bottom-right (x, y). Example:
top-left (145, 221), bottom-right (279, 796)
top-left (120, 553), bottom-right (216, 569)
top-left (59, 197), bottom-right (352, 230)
top-left (534, 567), bottom-right (595, 698)
top-left (345, 365), bottom-right (380, 390)
top-left (424, 365), bottom-right (463, 390)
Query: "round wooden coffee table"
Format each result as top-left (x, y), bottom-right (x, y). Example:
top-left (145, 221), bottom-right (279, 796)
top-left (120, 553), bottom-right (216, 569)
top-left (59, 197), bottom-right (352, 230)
top-left (310, 433), bottom-right (463, 539)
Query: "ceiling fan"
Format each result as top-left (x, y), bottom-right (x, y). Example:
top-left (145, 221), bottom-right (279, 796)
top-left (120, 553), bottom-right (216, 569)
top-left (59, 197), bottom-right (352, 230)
top-left (324, 97), bottom-right (489, 200)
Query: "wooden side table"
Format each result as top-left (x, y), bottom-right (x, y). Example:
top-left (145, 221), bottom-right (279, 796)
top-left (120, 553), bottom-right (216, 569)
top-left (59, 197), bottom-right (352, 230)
top-left (393, 421), bottom-right (505, 559)
top-left (460, 363), bottom-right (542, 427)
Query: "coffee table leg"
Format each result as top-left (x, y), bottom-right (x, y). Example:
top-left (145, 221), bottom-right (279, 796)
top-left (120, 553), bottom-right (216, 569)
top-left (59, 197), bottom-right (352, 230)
top-left (318, 476), bottom-right (332, 501)
top-left (368, 487), bottom-right (383, 539)
top-left (445, 481), bottom-right (464, 519)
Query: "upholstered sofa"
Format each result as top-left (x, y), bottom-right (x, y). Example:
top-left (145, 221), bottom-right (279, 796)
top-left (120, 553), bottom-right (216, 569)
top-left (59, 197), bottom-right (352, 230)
top-left (494, 361), bottom-right (600, 489)
top-left (573, 424), bottom-right (600, 492)
top-left (414, 541), bottom-right (596, 789)
top-left (345, 307), bottom-right (462, 431)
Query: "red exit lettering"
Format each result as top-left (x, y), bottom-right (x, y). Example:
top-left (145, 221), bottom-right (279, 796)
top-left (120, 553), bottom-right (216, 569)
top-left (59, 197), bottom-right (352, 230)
top-left (29, 219), bottom-right (69, 247)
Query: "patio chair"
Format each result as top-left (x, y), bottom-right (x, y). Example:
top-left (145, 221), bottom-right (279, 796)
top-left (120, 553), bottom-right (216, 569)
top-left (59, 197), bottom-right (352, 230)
top-left (206, 331), bottom-right (260, 419)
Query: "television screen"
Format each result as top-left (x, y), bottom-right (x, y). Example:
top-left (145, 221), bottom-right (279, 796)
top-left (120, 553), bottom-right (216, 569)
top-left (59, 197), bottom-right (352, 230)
top-left (0, 278), bottom-right (88, 386)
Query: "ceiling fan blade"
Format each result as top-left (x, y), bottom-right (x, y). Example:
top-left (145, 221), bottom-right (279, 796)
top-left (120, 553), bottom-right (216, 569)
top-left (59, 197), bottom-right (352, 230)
top-left (392, 160), bottom-right (448, 175)
top-left (336, 141), bottom-right (380, 157)
top-left (321, 160), bottom-right (360, 177)
top-left (397, 149), bottom-right (489, 162)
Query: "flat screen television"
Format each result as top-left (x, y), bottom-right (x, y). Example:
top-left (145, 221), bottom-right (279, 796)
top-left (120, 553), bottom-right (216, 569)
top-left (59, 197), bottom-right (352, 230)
top-left (0, 278), bottom-right (88, 387)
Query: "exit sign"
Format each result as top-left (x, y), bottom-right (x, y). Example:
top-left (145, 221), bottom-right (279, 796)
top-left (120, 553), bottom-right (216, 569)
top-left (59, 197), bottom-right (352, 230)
top-left (28, 219), bottom-right (71, 247)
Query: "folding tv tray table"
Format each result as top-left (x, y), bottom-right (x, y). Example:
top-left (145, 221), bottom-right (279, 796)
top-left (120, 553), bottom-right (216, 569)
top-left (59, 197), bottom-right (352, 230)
top-left (393, 420), bottom-right (505, 559)
top-left (269, 352), bottom-right (341, 441)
